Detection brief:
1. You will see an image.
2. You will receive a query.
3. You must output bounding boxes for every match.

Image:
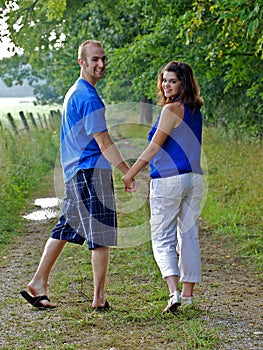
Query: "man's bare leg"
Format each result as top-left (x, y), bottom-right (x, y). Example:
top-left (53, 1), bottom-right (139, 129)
top-left (27, 237), bottom-right (66, 307)
top-left (91, 246), bottom-right (109, 308)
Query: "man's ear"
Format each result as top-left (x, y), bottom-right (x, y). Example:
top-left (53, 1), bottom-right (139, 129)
top-left (78, 58), bottom-right (84, 67)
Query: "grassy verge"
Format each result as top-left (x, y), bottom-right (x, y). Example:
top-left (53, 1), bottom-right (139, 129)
top-left (202, 127), bottom-right (262, 273)
top-left (0, 126), bottom-right (59, 252)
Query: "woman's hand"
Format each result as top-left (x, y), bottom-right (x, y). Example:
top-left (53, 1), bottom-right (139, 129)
top-left (122, 174), bottom-right (137, 192)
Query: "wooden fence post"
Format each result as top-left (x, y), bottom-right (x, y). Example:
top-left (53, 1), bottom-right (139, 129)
top-left (27, 112), bottom-right (38, 128)
top-left (42, 113), bottom-right (49, 129)
top-left (19, 111), bottom-right (30, 132)
top-left (49, 109), bottom-right (61, 129)
top-left (7, 112), bottom-right (18, 134)
top-left (37, 113), bottom-right (44, 128)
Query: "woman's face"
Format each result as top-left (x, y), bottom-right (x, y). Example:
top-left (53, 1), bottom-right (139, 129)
top-left (162, 71), bottom-right (181, 100)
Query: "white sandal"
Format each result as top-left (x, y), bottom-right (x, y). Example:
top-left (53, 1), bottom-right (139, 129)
top-left (162, 291), bottom-right (181, 313)
top-left (181, 295), bottom-right (194, 304)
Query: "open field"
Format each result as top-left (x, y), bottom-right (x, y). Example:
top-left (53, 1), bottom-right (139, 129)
top-left (0, 97), bottom-right (62, 128)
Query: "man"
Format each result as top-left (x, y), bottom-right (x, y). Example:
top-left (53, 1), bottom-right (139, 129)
top-left (20, 40), bottom-right (134, 311)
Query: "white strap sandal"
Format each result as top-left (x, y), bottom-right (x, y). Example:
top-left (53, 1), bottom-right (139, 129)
top-left (162, 291), bottom-right (181, 313)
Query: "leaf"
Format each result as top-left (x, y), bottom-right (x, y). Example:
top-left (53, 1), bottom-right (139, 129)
top-left (247, 18), bottom-right (259, 38)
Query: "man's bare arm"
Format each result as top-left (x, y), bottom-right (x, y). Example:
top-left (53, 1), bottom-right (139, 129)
top-left (94, 131), bottom-right (130, 175)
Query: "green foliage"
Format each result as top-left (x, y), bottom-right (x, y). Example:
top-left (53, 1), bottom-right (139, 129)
top-left (46, 0), bottom-right (66, 21)
top-left (0, 0), bottom-right (262, 133)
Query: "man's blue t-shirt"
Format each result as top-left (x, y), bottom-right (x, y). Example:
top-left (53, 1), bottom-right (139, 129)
top-left (61, 78), bottom-right (111, 183)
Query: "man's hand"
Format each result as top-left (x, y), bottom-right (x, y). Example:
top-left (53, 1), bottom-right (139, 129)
top-left (122, 175), bottom-right (137, 192)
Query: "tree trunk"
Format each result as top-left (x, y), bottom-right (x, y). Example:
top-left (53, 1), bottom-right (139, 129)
top-left (140, 95), bottom-right (153, 125)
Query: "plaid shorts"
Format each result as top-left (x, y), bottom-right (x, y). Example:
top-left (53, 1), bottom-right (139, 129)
top-left (51, 169), bottom-right (117, 249)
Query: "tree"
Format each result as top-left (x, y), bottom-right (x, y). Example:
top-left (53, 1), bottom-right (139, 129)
top-left (0, 0), bottom-right (203, 103)
top-left (0, 0), bottom-right (262, 136)
top-left (177, 0), bottom-right (263, 126)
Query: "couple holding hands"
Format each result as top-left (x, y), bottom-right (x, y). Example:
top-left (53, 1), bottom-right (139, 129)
top-left (20, 39), bottom-right (204, 314)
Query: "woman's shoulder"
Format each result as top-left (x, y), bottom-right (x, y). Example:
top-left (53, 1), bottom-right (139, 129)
top-left (163, 101), bottom-right (184, 119)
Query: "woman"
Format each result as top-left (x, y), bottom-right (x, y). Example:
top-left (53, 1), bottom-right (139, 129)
top-left (122, 61), bottom-right (204, 313)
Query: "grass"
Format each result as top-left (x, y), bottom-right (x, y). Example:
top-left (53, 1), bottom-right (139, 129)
top-left (201, 127), bottom-right (263, 272)
top-left (7, 236), bottom-right (220, 349)
top-left (0, 112), bottom-right (262, 348)
top-left (0, 124), bottom-right (60, 250)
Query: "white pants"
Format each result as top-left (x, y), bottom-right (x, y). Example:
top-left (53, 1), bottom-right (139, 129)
top-left (150, 173), bottom-right (204, 282)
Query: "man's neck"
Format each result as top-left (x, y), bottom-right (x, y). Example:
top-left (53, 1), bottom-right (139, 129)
top-left (80, 72), bottom-right (97, 86)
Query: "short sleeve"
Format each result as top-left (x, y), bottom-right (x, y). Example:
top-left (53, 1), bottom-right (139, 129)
top-left (82, 99), bottom-right (108, 135)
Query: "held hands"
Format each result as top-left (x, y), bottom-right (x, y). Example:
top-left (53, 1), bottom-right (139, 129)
top-left (122, 174), bottom-right (137, 192)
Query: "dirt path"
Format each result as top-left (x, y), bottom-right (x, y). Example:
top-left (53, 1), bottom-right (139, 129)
top-left (197, 229), bottom-right (262, 349)
top-left (0, 189), bottom-right (262, 349)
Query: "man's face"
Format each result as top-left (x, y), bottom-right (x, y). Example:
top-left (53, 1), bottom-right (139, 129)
top-left (79, 45), bottom-right (107, 85)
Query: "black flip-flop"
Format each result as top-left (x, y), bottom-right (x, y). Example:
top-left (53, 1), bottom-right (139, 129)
top-left (93, 300), bottom-right (110, 312)
top-left (20, 290), bottom-right (57, 309)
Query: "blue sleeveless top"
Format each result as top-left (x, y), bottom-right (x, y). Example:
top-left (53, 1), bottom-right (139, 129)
top-left (148, 104), bottom-right (203, 178)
